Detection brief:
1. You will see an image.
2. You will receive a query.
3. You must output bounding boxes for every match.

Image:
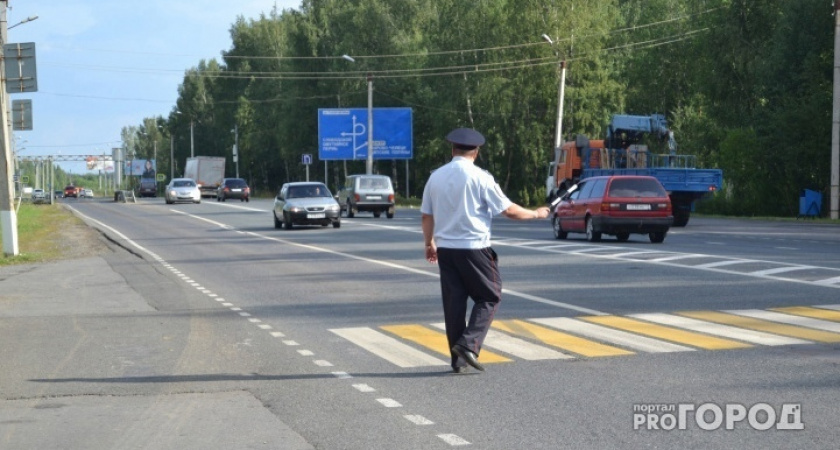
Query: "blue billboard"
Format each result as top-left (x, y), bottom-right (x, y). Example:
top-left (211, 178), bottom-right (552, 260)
top-left (318, 107), bottom-right (412, 160)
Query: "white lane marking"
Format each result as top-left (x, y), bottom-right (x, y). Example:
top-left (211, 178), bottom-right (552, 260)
top-left (815, 276), bottom-right (840, 286)
top-left (377, 398), bottom-right (402, 408)
top-left (815, 304), bottom-right (840, 311)
top-left (725, 309), bottom-right (840, 333)
top-left (430, 323), bottom-right (572, 360)
top-left (314, 360), bottom-right (334, 367)
top-left (298, 350), bottom-right (314, 356)
top-left (437, 434), bottom-right (471, 446)
top-left (531, 317), bottom-right (693, 353)
top-left (239, 312), bottom-right (251, 317)
top-left (248, 318), bottom-right (261, 323)
top-left (332, 371), bottom-right (352, 379)
top-left (404, 415), bottom-right (434, 425)
top-left (330, 327), bottom-right (448, 368)
top-left (270, 331), bottom-right (286, 338)
top-left (650, 254), bottom-right (706, 262)
top-left (258, 324), bottom-right (272, 330)
top-left (695, 260), bottom-right (752, 269)
top-left (353, 384), bottom-right (376, 392)
top-left (283, 340), bottom-right (299, 346)
top-left (749, 266), bottom-right (815, 276)
top-left (630, 313), bottom-right (811, 346)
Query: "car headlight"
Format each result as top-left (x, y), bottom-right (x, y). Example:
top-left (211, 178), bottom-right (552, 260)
top-left (288, 206), bottom-right (304, 213)
top-left (326, 204), bottom-right (340, 211)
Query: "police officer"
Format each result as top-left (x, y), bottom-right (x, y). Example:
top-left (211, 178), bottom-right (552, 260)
top-left (421, 128), bottom-right (550, 373)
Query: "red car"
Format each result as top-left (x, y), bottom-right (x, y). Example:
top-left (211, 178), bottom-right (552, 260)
top-left (64, 185), bottom-right (79, 198)
top-left (551, 175), bottom-right (673, 243)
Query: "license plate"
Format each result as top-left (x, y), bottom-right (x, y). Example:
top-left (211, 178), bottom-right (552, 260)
top-left (231, 189), bottom-right (241, 192)
top-left (626, 204), bottom-right (651, 210)
top-left (307, 213), bottom-right (326, 219)
top-left (367, 195), bottom-right (381, 200)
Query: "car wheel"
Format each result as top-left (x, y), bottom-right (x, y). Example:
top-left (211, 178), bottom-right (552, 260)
top-left (321, 222), bottom-right (329, 227)
top-left (347, 200), bottom-right (355, 218)
top-left (283, 212), bottom-right (294, 230)
top-left (217, 196), bottom-right (221, 202)
top-left (373, 211), bottom-right (381, 218)
top-left (245, 197), bottom-right (249, 203)
top-left (333, 220), bottom-right (341, 228)
top-left (552, 217), bottom-right (567, 240)
top-left (221, 196), bottom-right (226, 202)
top-left (616, 233), bottom-right (630, 242)
top-left (386, 211), bottom-right (394, 219)
top-left (273, 212), bottom-right (282, 229)
top-left (649, 232), bottom-right (667, 244)
top-left (585, 217), bottom-right (601, 242)
top-left (195, 199), bottom-right (201, 204)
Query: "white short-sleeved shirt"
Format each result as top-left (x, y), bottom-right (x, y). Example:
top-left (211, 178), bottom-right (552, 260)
top-left (420, 156), bottom-right (513, 249)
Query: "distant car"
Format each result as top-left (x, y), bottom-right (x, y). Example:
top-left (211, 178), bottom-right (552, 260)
top-left (338, 174), bottom-right (395, 219)
top-left (273, 182), bottom-right (340, 229)
top-left (165, 178), bottom-right (201, 204)
top-left (80, 189), bottom-right (94, 198)
top-left (54, 190), bottom-right (64, 199)
top-left (64, 185), bottom-right (79, 198)
top-left (138, 177), bottom-right (157, 197)
top-left (552, 175), bottom-right (672, 243)
top-left (32, 189), bottom-right (46, 204)
top-left (217, 178), bottom-right (250, 202)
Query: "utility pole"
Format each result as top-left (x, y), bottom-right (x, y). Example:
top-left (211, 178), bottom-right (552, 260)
top-left (832, 0), bottom-right (840, 219)
top-left (0, 1), bottom-right (19, 255)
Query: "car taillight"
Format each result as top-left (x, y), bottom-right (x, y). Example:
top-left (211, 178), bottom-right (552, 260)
top-left (601, 202), bottom-right (619, 211)
top-left (224, 187), bottom-right (230, 192)
top-left (659, 203), bottom-right (671, 212)
top-left (354, 193), bottom-right (360, 202)
top-left (388, 194), bottom-right (394, 202)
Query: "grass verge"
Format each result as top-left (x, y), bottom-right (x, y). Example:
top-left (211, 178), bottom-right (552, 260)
top-left (0, 203), bottom-right (84, 266)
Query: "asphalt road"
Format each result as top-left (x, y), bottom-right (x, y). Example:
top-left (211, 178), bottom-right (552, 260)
top-left (3, 196), bottom-right (840, 449)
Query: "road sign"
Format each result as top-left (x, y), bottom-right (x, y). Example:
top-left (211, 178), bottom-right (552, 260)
top-left (156, 173), bottom-right (166, 182)
top-left (302, 153), bottom-right (312, 165)
top-left (318, 108), bottom-right (412, 160)
top-left (12, 99), bottom-right (32, 130)
top-left (3, 42), bottom-right (38, 93)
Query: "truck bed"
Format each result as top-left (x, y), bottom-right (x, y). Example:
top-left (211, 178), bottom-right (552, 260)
top-left (582, 167), bottom-right (722, 194)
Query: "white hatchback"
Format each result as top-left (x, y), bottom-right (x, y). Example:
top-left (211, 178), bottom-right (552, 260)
top-left (165, 178), bottom-right (201, 204)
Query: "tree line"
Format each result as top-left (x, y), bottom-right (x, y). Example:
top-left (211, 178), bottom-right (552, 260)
top-left (118, 0), bottom-right (832, 216)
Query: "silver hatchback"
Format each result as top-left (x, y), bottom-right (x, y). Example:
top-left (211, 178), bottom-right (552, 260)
top-left (273, 182), bottom-right (341, 229)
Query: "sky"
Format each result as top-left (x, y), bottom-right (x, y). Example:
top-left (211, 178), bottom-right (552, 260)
top-left (9, 0), bottom-right (301, 174)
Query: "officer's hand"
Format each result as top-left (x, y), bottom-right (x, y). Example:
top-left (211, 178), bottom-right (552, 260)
top-left (425, 243), bottom-right (438, 264)
top-left (534, 206), bottom-right (550, 219)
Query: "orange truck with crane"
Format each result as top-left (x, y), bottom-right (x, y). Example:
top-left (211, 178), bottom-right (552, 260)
top-left (546, 114), bottom-right (722, 227)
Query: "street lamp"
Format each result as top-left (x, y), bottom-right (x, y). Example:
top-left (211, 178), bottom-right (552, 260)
top-left (8, 15), bottom-right (38, 30)
top-left (342, 54), bottom-right (374, 175)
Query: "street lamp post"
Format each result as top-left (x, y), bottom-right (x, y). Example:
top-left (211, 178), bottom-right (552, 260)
top-left (232, 125), bottom-right (239, 178)
top-left (0, 6), bottom-right (39, 255)
top-left (542, 34), bottom-right (567, 168)
top-left (342, 55), bottom-right (374, 175)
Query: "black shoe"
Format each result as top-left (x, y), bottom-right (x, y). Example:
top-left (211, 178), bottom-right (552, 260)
top-left (452, 366), bottom-right (470, 374)
top-left (452, 345), bottom-right (485, 372)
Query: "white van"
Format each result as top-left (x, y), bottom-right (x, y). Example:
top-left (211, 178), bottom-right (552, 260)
top-left (338, 174), bottom-right (395, 219)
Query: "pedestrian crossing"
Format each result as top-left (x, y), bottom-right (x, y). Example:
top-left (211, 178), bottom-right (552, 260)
top-left (329, 304), bottom-right (840, 368)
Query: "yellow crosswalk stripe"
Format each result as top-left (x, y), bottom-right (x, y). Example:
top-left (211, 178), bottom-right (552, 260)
top-left (678, 311), bottom-right (840, 343)
top-left (380, 324), bottom-right (511, 363)
top-left (493, 320), bottom-right (634, 357)
top-left (771, 306), bottom-right (840, 323)
top-left (581, 316), bottom-right (752, 350)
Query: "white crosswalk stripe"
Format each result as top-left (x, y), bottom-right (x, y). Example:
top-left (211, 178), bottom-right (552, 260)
top-left (530, 317), bottom-right (694, 353)
top-left (429, 323), bottom-right (573, 360)
top-left (725, 309), bottom-right (840, 334)
top-left (330, 327), bottom-right (448, 368)
top-left (630, 313), bottom-right (811, 346)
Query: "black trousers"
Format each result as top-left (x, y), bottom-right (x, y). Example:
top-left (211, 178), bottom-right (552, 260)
top-left (437, 247), bottom-right (501, 369)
